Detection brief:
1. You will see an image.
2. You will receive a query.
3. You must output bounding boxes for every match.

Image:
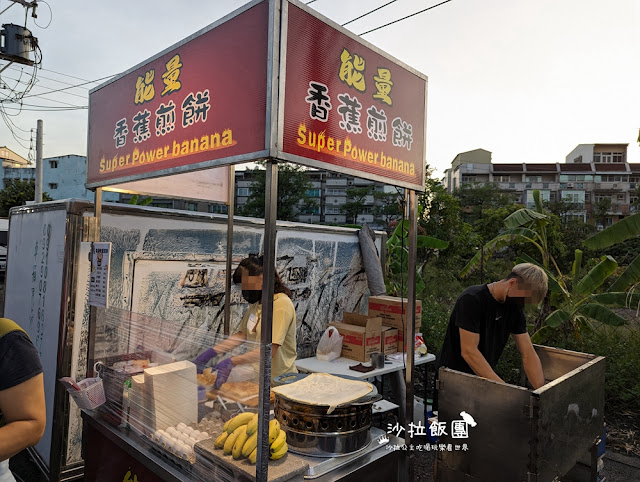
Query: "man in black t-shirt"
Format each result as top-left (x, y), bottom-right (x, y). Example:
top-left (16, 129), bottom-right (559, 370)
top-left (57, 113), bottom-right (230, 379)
top-left (0, 318), bottom-right (45, 480)
top-left (434, 263), bottom-right (548, 411)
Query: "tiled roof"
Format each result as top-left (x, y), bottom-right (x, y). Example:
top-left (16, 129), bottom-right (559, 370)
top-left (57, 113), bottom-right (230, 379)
top-left (525, 163), bottom-right (557, 172)
top-left (593, 163), bottom-right (628, 172)
top-left (493, 163), bottom-right (523, 172)
top-left (629, 163), bottom-right (640, 172)
top-left (560, 163), bottom-right (593, 172)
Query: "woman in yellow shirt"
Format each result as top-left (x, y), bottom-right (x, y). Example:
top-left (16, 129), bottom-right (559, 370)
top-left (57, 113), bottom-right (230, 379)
top-left (194, 256), bottom-right (298, 387)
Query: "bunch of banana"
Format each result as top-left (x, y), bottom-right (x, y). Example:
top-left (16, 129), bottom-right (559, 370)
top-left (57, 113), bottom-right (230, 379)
top-left (214, 413), bottom-right (288, 462)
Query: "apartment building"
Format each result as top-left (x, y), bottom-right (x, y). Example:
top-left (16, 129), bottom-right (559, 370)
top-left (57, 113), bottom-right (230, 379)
top-left (443, 145), bottom-right (640, 226)
top-left (234, 168), bottom-right (397, 228)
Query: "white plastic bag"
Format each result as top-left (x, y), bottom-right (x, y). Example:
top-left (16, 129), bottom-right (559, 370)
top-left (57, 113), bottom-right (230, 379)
top-left (316, 326), bottom-right (343, 361)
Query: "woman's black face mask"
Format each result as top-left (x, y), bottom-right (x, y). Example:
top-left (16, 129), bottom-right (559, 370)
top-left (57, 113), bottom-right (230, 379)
top-left (242, 289), bottom-right (262, 304)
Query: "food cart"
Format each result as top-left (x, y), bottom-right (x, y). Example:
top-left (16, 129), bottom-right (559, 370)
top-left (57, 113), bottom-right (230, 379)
top-left (78, 0), bottom-right (428, 480)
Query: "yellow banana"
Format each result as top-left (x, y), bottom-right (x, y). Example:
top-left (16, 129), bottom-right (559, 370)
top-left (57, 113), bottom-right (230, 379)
top-left (270, 442), bottom-right (288, 460)
top-left (214, 431), bottom-right (228, 449)
top-left (223, 425), bottom-right (246, 455)
top-left (249, 447), bottom-right (257, 464)
top-left (268, 419), bottom-right (280, 444)
top-left (270, 429), bottom-right (286, 453)
top-left (242, 432), bottom-right (258, 458)
top-left (246, 413), bottom-right (259, 436)
top-left (223, 419), bottom-right (231, 432)
top-left (227, 412), bottom-right (255, 434)
top-left (232, 429), bottom-right (249, 459)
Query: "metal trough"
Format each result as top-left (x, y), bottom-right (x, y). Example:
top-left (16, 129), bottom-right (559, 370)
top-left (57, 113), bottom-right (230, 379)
top-left (436, 345), bottom-right (605, 482)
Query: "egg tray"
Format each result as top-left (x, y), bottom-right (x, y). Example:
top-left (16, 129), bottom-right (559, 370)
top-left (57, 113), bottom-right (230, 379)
top-left (144, 433), bottom-right (196, 471)
top-left (142, 418), bottom-right (222, 472)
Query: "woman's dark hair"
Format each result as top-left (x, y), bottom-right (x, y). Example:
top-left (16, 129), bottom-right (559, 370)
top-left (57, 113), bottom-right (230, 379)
top-left (232, 255), bottom-right (292, 297)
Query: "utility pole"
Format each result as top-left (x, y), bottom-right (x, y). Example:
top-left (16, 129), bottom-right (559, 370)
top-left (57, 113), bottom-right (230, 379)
top-left (34, 118), bottom-right (43, 202)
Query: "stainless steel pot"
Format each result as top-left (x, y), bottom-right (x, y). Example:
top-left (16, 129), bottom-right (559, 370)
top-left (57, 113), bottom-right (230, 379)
top-left (273, 373), bottom-right (382, 457)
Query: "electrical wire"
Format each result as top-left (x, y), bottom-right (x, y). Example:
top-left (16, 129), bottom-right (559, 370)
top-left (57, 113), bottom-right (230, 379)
top-left (40, 67), bottom-right (115, 84)
top-left (306, 0), bottom-right (319, 4)
top-left (1, 74), bottom-right (88, 99)
top-left (342, 0), bottom-right (397, 27)
top-left (360, 0), bottom-right (454, 35)
top-left (33, 0), bottom-right (53, 29)
top-left (19, 74), bottom-right (114, 99)
top-left (7, 65), bottom-right (92, 89)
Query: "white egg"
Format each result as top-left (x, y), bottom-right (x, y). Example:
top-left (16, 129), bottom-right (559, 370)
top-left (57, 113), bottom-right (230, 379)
top-left (176, 422), bottom-right (187, 431)
top-left (189, 436), bottom-right (198, 446)
top-left (171, 439), bottom-right (182, 453)
top-left (178, 433), bottom-right (192, 445)
top-left (198, 432), bottom-right (209, 441)
top-left (152, 430), bottom-right (162, 442)
top-left (159, 433), bottom-right (173, 449)
top-left (184, 426), bottom-right (194, 434)
top-left (192, 430), bottom-right (201, 438)
top-left (184, 445), bottom-right (194, 458)
top-left (166, 427), bottom-right (178, 437)
top-left (175, 442), bottom-right (189, 459)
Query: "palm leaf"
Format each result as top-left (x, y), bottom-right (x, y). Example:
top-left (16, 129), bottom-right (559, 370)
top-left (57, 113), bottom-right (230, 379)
top-left (591, 292), bottom-right (640, 309)
top-left (545, 309), bottom-right (570, 328)
top-left (583, 212), bottom-right (640, 249)
top-left (609, 254), bottom-right (640, 292)
top-left (578, 303), bottom-right (626, 326)
top-left (502, 227), bottom-right (539, 240)
top-left (417, 235), bottom-right (449, 250)
top-left (571, 249), bottom-right (583, 287)
top-left (533, 190), bottom-right (543, 213)
top-left (531, 325), bottom-right (556, 344)
top-left (575, 255), bottom-right (617, 296)
top-left (460, 233), bottom-right (527, 278)
top-left (504, 208), bottom-right (548, 229)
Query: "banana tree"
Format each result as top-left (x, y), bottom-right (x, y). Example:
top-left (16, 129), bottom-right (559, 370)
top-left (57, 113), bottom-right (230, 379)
top-left (530, 250), bottom-right (640, 343)
top-left (460, 190), bottom-right (564, 280)
top-left (386, 215), bottom-right (449, 296)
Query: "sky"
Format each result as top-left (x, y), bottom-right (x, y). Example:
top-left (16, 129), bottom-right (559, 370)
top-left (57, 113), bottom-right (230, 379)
top-left (0, 0), bottom-right (638, 178)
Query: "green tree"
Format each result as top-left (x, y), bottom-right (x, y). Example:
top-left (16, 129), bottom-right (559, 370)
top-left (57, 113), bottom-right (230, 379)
top-left (239, 163), bottom-right (317, 221)
top-left (453, 183), bottom-right (515, 224)
top-left (0, 179), bottom-right (52, 216)
top-left (593, 197), bottom-right (612, 227)
top-left (341, 186), bottom-right (373, 224)
top-left (373, 189), bottom-right (402, 231)
top-left (128, 194), bottom-right (153, 206)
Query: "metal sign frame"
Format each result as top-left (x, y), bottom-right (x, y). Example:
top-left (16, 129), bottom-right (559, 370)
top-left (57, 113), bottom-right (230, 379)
top-left (275, 0), bottom-right (428, 193)
top-left (85, 1), bottom-right (423, 480)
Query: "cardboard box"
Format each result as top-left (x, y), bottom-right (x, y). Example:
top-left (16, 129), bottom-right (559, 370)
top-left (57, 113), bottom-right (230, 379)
top-left (381, 326), bottom-right (399, 355)
top-left (398, 331), bottom-right (426, 353)
top-left (368, 295), bottom-right (422, 331)
top-left (329, 312), bottom-right (382, 362)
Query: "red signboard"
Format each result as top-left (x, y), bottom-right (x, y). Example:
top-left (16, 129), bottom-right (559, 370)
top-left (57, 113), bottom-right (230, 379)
top-left (280, 2), bottom-right (427, 190)
top-left (87, 1), bottom-right (269, 187)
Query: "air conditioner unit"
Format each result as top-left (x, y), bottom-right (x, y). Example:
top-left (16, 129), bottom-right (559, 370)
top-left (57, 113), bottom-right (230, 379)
top-left (567, 183), bottom-right (574, 188)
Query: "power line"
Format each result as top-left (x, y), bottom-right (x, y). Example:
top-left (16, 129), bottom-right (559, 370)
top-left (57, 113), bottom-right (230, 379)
top-left (19, 74), bottom-right (114, 99)
top-left (342, 0), bottom-right (397, 27)
top-left (39, 67), bottom-right (114, 84)
top-left (306, 0), bottom-right (319, 4)
top-left (2, 74), bottom-right (88, 99)
top-left (7, 65), bottom-right (92, 89)
top-left (359, 0), bottom-right (454, 35)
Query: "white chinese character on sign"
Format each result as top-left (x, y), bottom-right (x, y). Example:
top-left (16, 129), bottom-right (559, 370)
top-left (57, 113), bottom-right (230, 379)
top-left (337, 93), bottom-right (362, 134)
top-left (155, 101), bottom-right (176, 136)
top-left (113, 118), bottom-right (129, 148)
top-left (391, 116), bottom-right (413, 150)
top-left (387, 422), bottom-right (404, 437)
top-left (366, 105), bottom-right (387, 142)
top-left (306, 81), bottom-right (332, 122)
top-left (132, 109), bottom-right (151, 143)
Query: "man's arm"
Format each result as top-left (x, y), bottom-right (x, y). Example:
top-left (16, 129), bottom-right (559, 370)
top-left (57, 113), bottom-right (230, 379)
top-left (0, 373), bottom-right (46, 461)
top-left (459, 328), bottom-right (504, 383)
top-left (512, 333), bottom-right (545, 389)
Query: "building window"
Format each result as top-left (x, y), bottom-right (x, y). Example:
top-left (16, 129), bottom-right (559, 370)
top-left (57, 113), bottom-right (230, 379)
top-left (49, 160), bottom-right (58, 169)
top-left (561, 190), bottom-right (585, 204)
top-left (325, 207), bottom-right (342, 215)
top-left (237, 187), bottom-right (251, 196)
top-left (508, 183), bottom-right (515, 189)
top-left (617, 194), bottom-right (625, 202)
top-left (48, 183), bottom-right (58, 189)
top-left (495, 175), bottom-right (510, 182)
top-left (613, 153), bottom-right (624, 163)
top-left (306, 189), bottom-right (321, 197)
top-left (186, 202), bottom-right (198, 211)
top-left (573, 156), bottom-right (582, 163)
top-left (543, 183), bottom-right (549, 188)
top-left (525, 176), bottom-right (542, 183)
top-left (326, 188), bottom-right (346, 195)
top-left (208, 204), bottom-right (228, 214)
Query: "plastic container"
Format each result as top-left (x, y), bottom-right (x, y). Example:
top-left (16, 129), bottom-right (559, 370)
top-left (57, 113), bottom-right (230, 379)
top-left (68, 377), bottom-right (106, 410)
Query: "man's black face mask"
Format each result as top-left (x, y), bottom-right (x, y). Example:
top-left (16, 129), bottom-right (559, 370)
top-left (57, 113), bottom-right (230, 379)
top-left (242, 289), bottom-right (262, 304)
top-left (507, 296), bottom-right (526, 308)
